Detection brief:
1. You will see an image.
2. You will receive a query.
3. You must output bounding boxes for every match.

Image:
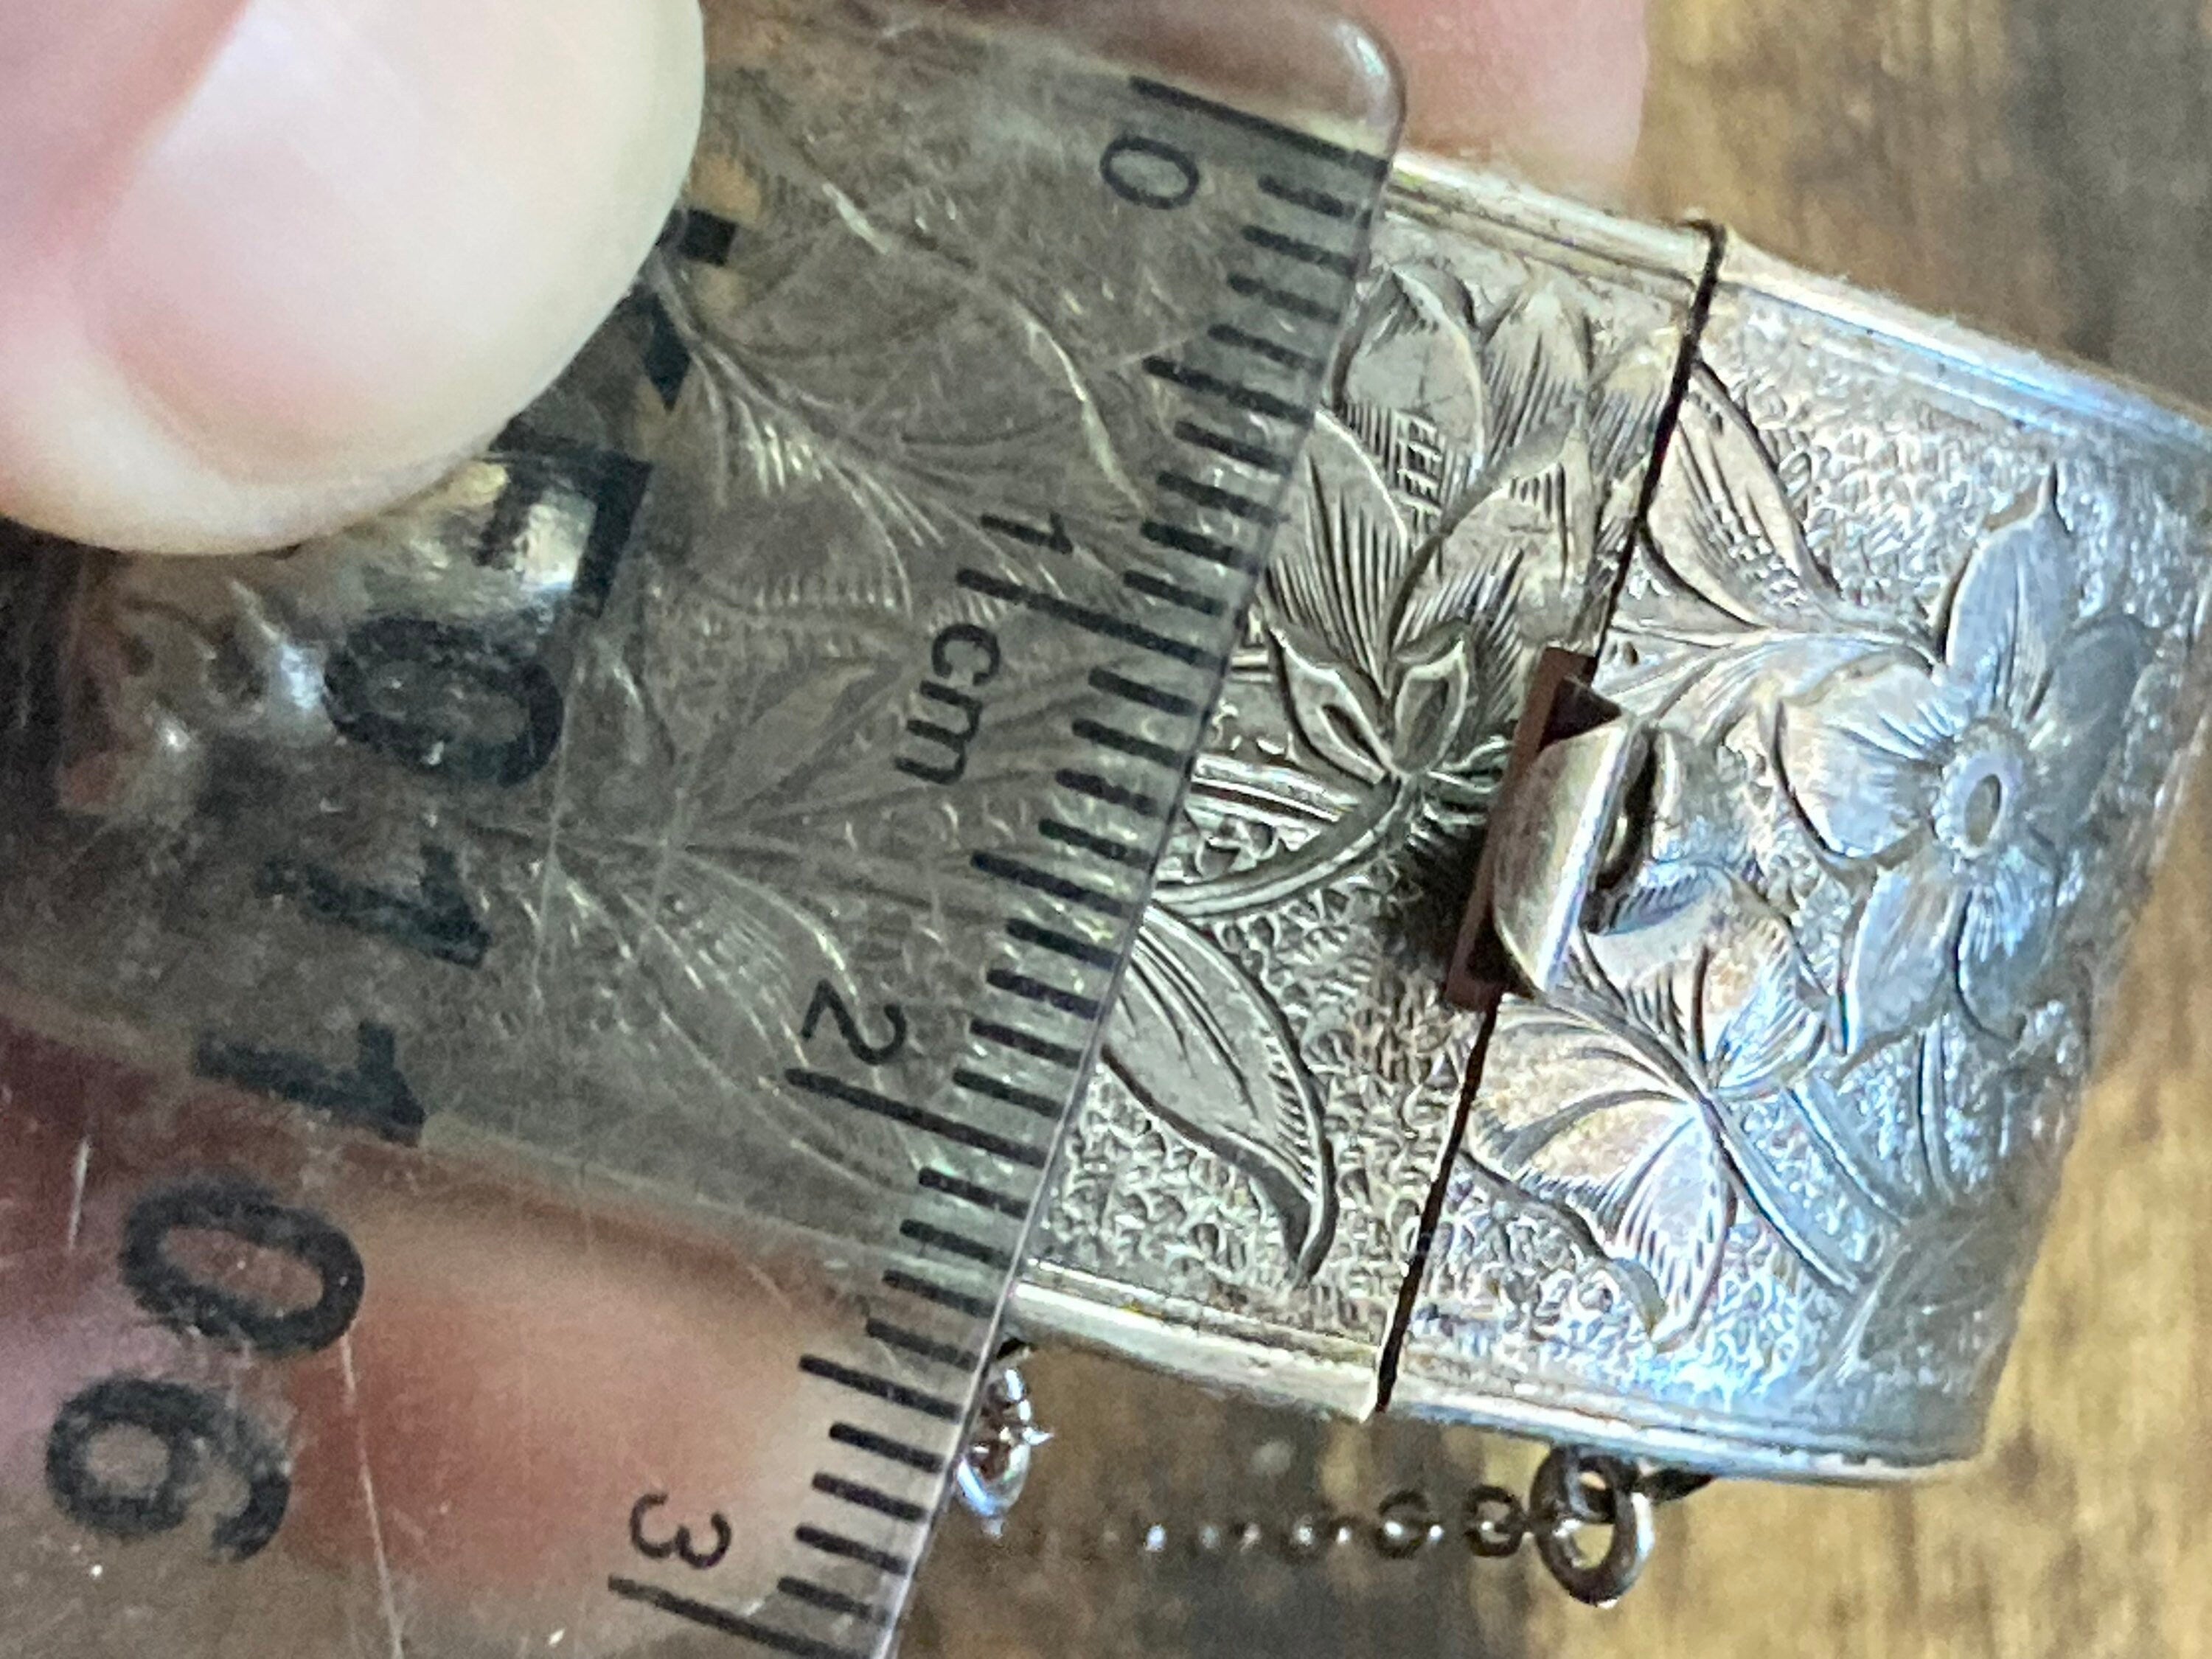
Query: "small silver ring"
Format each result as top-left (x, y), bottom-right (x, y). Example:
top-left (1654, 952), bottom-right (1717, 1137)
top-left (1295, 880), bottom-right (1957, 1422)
top-left (1528, 1450), bottom-right (1655, 1607)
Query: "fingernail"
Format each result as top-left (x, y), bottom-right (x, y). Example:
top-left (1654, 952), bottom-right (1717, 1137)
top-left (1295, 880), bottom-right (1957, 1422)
top-left (86, 0), bottom-right (704, 484)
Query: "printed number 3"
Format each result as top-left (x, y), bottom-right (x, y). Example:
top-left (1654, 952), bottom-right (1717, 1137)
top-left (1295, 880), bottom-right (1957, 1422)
top-left (630, 1492), bottom-right (734, 1570)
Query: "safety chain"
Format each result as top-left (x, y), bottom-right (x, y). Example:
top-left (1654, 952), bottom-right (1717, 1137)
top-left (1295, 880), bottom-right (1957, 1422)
top-left (959, 1357), bottom-right (1710, 1608)
top-left (1060, 1453), bottom-right (1705, 1607)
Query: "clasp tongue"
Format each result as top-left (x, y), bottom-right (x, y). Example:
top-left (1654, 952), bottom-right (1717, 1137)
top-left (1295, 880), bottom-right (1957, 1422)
top-left (1446, 648), bottom-right (1650, 1011)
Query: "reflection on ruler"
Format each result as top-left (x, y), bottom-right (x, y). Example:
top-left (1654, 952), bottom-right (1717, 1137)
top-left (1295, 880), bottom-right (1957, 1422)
top-left (0, 11), bottom-right (1397, 1659)
top-left (620, 73), bottom-right (1394, 1659)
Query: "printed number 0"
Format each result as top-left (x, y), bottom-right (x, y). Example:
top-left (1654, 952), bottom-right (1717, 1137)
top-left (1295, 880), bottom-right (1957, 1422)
top-left (323, 616), bottom-right (565, 788)
top-left (1099, 133), bottom-right (1200, 210)
top-left (121, 1180), bottom-right (366, 1359)
top-left (630, 1492), bottom-right (734, 1570)
top-left (42, 1183), bottom-right (364, 1559)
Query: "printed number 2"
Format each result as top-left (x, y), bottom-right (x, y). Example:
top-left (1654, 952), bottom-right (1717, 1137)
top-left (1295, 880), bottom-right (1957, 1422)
top-left (802, 983), bottom-right (908, 1067)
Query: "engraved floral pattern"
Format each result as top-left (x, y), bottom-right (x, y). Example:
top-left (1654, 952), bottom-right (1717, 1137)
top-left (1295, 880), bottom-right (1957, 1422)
top-left (1777, 481), bottom-right (2147, 1048)
top-left (1464, 886), bottom-right (1831, 1340)
top-left (1086, 257), bottom-right (1680, 1287)
top-left (1432, 347), bottom-right (2192, 1419)
top-left (1256, 265), bottom-right (1674, 873)
top-left (1104, 910), bottom-right (1338, 1276)
top-left (1040, 192), bottom-right (2212, 1462)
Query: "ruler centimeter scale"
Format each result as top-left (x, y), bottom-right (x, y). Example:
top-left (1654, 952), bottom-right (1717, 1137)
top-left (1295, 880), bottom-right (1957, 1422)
top-left (0, 15), bottom-right (1397, 1659)
top-left (606, 78), bottom-right (1393, 1659)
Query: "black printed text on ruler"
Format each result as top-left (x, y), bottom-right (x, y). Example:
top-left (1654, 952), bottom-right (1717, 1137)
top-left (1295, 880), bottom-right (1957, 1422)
top-left (187, 214), bottom-right (737, 1140)
top-left (608, 82), bottom-right (1377, 1659)
top-left (42, 248), bottom-right (692, 1566)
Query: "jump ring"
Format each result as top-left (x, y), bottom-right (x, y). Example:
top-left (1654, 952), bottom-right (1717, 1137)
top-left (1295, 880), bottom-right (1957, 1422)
top-left (1529, 1449), bottom-right (1655, 1607)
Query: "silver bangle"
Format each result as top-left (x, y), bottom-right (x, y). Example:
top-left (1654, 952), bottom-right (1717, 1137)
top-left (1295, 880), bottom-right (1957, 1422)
top-left (0, 142), bottom-right (2204, 1501)
top-left (1017, 153), bottom-right (2212, 1481)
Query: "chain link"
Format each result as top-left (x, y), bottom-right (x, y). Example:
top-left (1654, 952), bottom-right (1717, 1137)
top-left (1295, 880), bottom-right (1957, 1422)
top-left (964, 1380), bottom-right (1708, 1610)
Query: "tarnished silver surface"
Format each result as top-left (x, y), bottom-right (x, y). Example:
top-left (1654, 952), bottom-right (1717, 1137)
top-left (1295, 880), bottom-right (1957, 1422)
top-left (1472, 663), bottom-right (1649, 1001)
top-left (1397, 240), bottom-right (2212, 1477)
top-left (1020, 163), bottom-right (2212, 1478)
top-left (1019, 161), bottom-right (1709, 1413)
top-left (0, 55), bottom-right (2205, 1536)
top-left (0, 7), bottom-right (1347, 1248)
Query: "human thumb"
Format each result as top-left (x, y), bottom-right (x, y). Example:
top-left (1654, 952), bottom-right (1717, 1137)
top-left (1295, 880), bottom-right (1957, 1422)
top-left (0, 0), bottom-right (704, 554)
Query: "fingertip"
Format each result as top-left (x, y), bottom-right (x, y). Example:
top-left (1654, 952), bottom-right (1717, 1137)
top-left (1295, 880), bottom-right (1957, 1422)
top-left (1361, 0), bottom-right (1650, 192)
top-left (0, 0), bottom-right (706, 554)
top-left (0, 0), bottom-right (1645, 557)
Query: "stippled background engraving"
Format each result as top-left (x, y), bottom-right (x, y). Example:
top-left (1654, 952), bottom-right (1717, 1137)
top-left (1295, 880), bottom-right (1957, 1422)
top-left (1023, 173), bottom-right (1706, 1403)
top-left (1400, 259), bottom-right (2212, 1472)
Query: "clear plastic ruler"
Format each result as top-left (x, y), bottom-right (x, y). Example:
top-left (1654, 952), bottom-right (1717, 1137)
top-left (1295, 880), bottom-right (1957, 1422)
top-left (0, 3), bottom-right (1398, 1656)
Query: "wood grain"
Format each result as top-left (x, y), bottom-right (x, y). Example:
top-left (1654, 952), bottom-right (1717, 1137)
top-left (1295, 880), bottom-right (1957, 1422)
top-left (1636, 0), bottom-right (2212, 406)
top-left (911, 2), bottom-right (2212, 1652)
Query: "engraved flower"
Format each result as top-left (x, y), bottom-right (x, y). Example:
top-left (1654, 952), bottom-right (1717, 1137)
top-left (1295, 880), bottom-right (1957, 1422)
top-left (1467, 886), bottom-right (1838, 1342)
top-left (1777, 481), bottom-right (2147, 1048)
top-left (1259, 406), bottom-right (1489, 845)
top-left (1218, 264), bottom-right (1674, 907)
top-left (1107, 269), bottom-right (1674, 1279)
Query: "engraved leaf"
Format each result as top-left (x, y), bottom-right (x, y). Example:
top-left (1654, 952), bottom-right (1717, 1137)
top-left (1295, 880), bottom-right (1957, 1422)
top-left (1590, 334), bottom-right (1680, 557)
top-left (1644, 366), bottom-right (1841, 630)
top-left (1270, 412), bottom-right (1413, 692)
top-left (1480, 285), bottom-right (1591, 487)
top-left (1387, 631), bottom-right (1475, 775)
top-left (657, 171), bottom-right (1143, 616)
top-left (543, 643), bottom-right (923, 1199)
top-left (1164, 767), bottom-right (1413, 922)
top-left (1166, 752), bottom-right (1367, 894)
top-left (1786, 1071), bottom-right (1928, 1220)
top-left (1393, 455), bottom-right (1561, 658)
top-left (1720, 1084), bottom-right (1882, 1293)
top-left (1467, 1001), bottom-right (1731, 1345)
top-left (1601, 630), bottom-right (1898, 734)
top-left (554, 835), bottom-right (911, 1200)
top-left (1848, 1202), bottom-right (2031, 1369)
top-left (1588, 732), bottom-right (1752, 933)
top-left (1104, 908), bottom-right (1337, 1279)
top-left (1276, 630), bottom-right (1393, 785)
top-left (1267, 414), bottom-right (1422, 785)
top-left (1338, 265), bottom-right (1487, 510)
top-left (1589, 877), bottom-right (1831, 1100)
top-left (694, 647), bottom-right (912, 832)
top-left (1178, 755), bottom-right (1360, 852)
top-left (682, 201), bottom-right (1132, 509)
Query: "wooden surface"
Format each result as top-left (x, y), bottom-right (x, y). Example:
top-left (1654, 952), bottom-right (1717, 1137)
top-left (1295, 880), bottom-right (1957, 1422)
top-left (1638, 0), bottom-right (2212, 408)
top-left (908, 1), bottom-right (2212, 1654)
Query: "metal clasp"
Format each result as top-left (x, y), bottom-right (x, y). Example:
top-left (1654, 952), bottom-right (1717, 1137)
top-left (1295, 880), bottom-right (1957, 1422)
top-left (1445, 648), bottom-right (1651, 1012)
